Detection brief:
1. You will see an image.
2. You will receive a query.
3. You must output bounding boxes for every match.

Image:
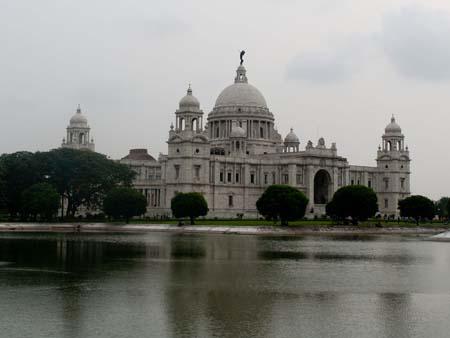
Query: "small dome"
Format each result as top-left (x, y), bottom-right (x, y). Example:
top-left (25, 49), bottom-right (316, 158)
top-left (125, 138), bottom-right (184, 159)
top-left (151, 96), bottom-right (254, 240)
top-left (179, 86), bottom-right (200, 110)
top-left (69, 106), bottom-right (88, 127)
top-left (284, 128), bottom-right (299, 143)
top-left (230, 125), bottom-right (246, 138)
top-left (385, 116), bottom-right (402, 134)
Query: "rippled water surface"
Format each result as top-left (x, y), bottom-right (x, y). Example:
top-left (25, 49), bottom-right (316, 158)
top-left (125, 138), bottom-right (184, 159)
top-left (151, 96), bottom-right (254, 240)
top-left (1, 232), bottom-right (450, 338)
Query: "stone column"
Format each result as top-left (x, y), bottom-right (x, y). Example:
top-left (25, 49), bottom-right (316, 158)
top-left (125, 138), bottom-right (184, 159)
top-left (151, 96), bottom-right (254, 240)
top-left (288, 164), bottom-right (296, 186)
top-left (306, 165), bottom-right (315, 209)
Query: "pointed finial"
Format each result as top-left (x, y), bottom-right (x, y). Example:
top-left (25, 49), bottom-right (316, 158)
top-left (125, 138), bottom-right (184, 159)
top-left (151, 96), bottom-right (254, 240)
top-left (290, 128), bottom-right (293, 132)
top-left (187, 83), bottom-right (192, 95)
top-left (391, 114), bottom-right (395, 123)
top-left (76, 104), bottom-right (81, 114)
top-left (170, 122), bottom-right (174, 130)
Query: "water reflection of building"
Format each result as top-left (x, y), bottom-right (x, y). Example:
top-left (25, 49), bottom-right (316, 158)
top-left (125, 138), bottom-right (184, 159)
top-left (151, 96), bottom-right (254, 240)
top-left (164, 235), bottom-right (275, 338)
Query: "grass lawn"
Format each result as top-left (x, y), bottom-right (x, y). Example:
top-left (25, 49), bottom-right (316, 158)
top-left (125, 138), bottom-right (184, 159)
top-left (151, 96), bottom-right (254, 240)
top-left (128, 218), bottom-right (449, 228)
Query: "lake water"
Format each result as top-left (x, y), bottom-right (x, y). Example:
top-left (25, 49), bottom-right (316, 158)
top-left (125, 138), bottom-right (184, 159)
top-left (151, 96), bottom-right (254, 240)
top-left (0, 232), bottom-right (450, 338)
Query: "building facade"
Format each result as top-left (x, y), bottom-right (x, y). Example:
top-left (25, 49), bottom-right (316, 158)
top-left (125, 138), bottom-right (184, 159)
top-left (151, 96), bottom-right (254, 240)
top-left (117, 62), bottom-right (411, 218)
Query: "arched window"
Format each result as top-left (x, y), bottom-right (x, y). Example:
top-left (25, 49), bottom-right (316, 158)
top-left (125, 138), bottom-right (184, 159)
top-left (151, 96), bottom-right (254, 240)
top-left (236, 141), bottom-right (240, 150)
top-left (179, 118), bottom-right (185, 131)
top-left (192, 118), bottom-right (198, 131)
top-left (260, 127), bottom-right (264, 138)
top-left (387, 141), bottom-right (392, 151)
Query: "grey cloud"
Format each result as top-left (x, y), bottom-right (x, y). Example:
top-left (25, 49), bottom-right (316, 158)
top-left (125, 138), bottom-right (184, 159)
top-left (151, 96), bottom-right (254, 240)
top-left (286, 37), bottom-right (370, 84)
top-left (381, 6), bottom-right (450, 81)
top-left (116, 16), bottom-right (190, 39)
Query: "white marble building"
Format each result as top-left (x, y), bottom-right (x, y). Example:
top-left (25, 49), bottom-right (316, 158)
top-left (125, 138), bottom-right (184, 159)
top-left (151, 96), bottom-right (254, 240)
top-left (63, 61), bottom-right (411, 218)
top-left (117, 62), bottom-right (411, 218)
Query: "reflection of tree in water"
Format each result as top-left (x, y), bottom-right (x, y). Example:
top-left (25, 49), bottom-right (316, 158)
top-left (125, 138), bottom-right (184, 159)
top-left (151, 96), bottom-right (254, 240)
top-left (165, 235), bottom-right (276, 338)
top-left (0, 234), bottom-right (158, 338)
top-left (0, 234), bottom-right (150, 275)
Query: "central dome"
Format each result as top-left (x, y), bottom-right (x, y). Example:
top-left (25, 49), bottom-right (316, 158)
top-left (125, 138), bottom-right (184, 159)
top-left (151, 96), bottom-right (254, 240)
top-left (215, 83), bottom-right (267, 108)
top-left (214, 65), bottom-right (267, 109)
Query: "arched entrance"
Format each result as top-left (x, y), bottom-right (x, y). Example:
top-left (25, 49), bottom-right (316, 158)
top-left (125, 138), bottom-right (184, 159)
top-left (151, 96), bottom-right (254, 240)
top-left (314, 169), bottom-right (331, 204)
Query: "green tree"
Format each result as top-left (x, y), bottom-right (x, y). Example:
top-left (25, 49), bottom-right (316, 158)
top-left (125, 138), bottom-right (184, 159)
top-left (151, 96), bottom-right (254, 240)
top-left (0, 162), bottom-right (5, 212)
top-left (436, 197), bottom-right (450, 219)
top-left (103, 187), bottom-right (147, 223)
top-left (398, 195), bottom-right (435, 225)
top-left (21, 183), bottom-right (60, 221)
top-left (0, 152), bottom-right (45, 218)
top-left (326, 185), bottom-right (378, 224)
top-left (256, 185), bottom-right (309, 226)
top-left (171, 192), bottom-right (208, 225)
top-left (43, 148), bottom-right (135, 218)
top-left (447, 199), bottom-right (450, 220)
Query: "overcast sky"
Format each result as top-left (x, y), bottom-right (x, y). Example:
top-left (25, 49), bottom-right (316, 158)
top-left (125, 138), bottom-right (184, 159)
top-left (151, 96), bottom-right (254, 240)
top-left (1, 0), bottom-right (450, 199)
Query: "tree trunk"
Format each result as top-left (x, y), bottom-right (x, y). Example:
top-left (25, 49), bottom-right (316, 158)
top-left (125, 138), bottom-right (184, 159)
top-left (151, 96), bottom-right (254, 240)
top-left (60, 195), bottom-right (64, 219)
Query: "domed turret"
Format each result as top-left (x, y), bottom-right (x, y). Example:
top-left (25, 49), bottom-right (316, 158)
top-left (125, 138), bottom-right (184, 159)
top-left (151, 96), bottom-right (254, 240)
top-left (179, 85), bottom-right (200, 111)
top-left (284, 128), bottom-right (299, 143)
top-left (62, 105), bottom-right (95, 151)
top-left (69, 105), bottom-right (88, 127)
top-left (174, 85), bottom-right (204, 133)
top-left (385, 116), bottom-right (402, 135)
top-left (380, 116), bottom-right (405, 152)
top-left (284, 128), bottom-right (300, 152)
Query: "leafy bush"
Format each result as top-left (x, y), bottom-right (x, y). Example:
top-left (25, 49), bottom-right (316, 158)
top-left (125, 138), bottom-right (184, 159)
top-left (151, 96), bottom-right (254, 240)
top-left (398, 195), bottom-right (435, 225)
top-left (103, 187), bottom-right (147, 223)
top-left (326, 185), bottom-right (378, 224)
top-left (436, 197), bottom-right (450, 219)
top-left (171, 192), bottom-right (208, 225)
top-left (256, 185), bottom-right (309, 226)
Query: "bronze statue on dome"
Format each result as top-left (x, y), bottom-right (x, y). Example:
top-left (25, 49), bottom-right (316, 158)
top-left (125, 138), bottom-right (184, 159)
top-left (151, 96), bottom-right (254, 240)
top-left (240, 50), bottom-right (245, 65)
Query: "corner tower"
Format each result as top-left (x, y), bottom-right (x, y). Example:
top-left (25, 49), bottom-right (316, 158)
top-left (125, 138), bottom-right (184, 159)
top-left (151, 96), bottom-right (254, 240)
top-left (61, 105), bottom-right (95, 151)
top-left (166, 86), bottom-right (209, 191)
top-left (376, 116), bottom-right (411, 216)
